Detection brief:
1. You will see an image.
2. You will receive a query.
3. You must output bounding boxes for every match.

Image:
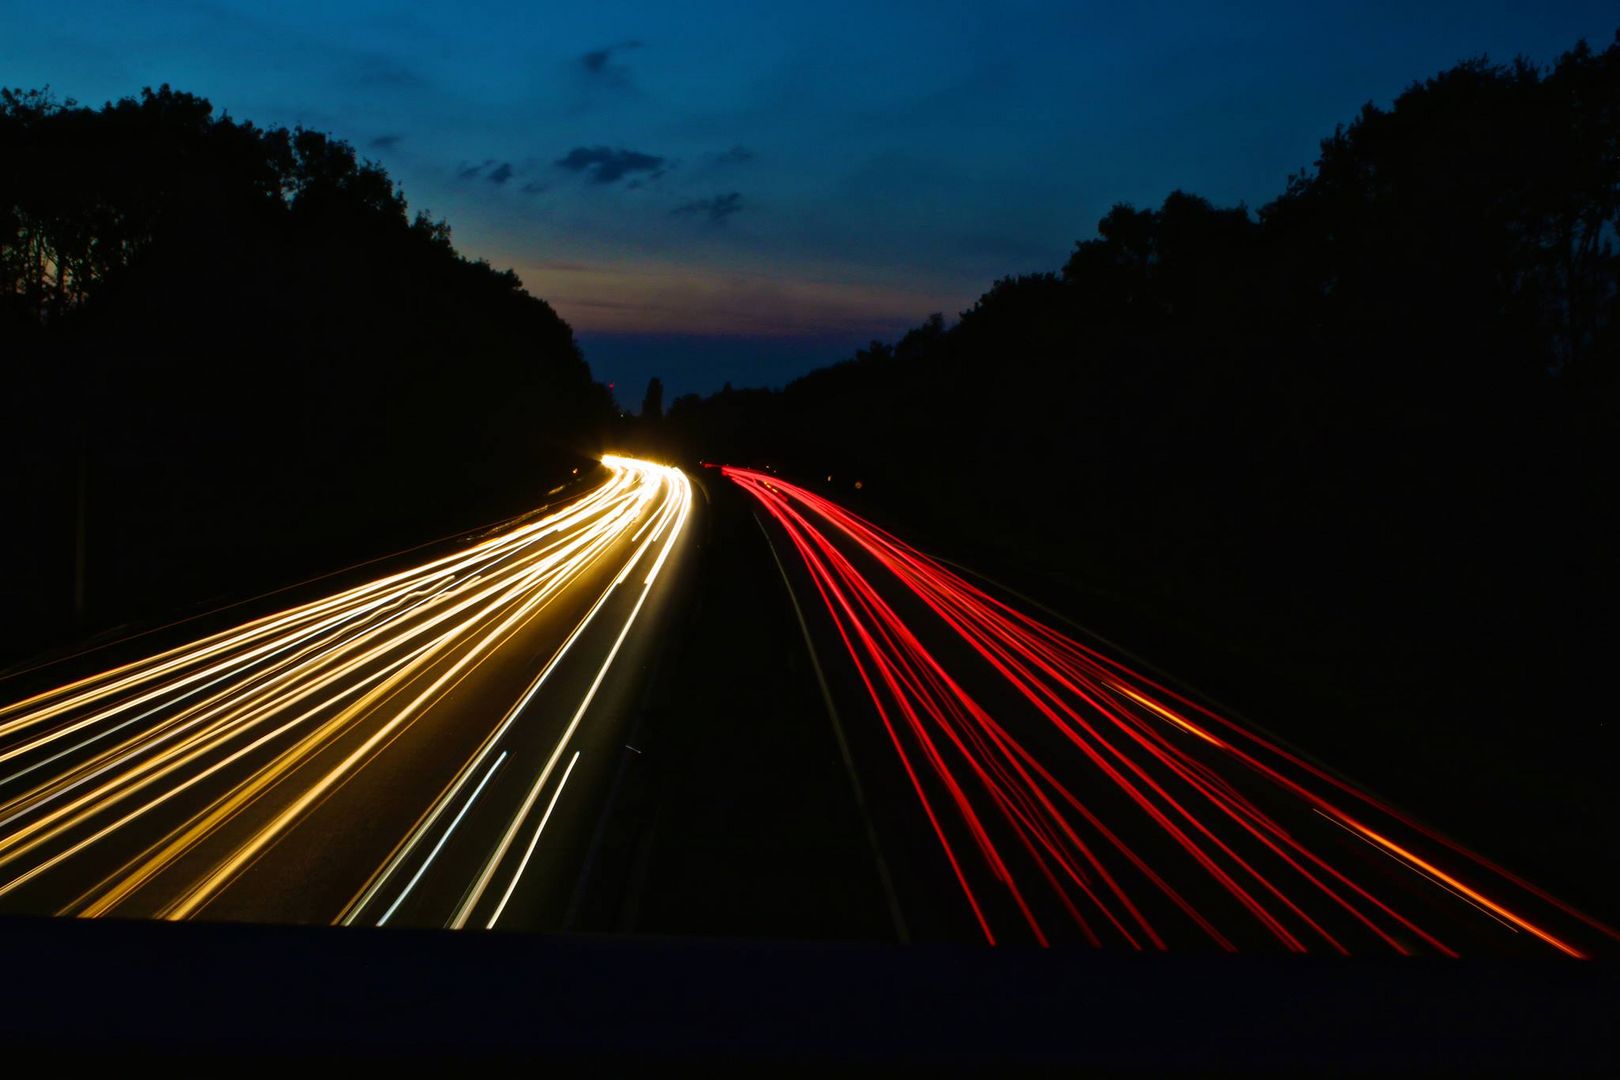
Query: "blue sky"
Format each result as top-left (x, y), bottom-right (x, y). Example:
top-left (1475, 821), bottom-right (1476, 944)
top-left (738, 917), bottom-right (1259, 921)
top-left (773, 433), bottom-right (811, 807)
top-left (4, 2), bottom-right (1616, 404)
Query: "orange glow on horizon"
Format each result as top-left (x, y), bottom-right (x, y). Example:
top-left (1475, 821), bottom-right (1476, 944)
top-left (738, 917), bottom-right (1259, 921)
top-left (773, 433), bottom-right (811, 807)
top-left (506, 255), bottom-right (956, 337)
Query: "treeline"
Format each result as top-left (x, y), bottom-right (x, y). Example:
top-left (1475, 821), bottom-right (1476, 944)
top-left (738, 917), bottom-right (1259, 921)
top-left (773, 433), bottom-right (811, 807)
top-left (2, 86), bottom-right (612, 661)
top-left (659, 40), bottom-right (1618, 760)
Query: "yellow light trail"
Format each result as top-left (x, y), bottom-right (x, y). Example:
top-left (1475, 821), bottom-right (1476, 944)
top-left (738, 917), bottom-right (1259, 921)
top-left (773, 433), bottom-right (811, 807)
top-left (0, 456), bottom-right (692, 928)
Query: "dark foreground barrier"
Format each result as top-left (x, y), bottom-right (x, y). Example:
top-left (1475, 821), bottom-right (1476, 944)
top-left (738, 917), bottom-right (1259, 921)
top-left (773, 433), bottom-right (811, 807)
top-left (1, 916), bottom-right (1614, 1070)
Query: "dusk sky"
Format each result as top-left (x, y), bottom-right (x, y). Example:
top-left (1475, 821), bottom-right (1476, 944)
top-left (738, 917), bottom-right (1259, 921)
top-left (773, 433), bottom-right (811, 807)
top-left (5, 2), bottom-right (1615, 403)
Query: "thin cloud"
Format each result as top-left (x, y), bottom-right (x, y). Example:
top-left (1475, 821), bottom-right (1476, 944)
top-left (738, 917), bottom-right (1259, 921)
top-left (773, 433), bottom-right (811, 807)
top-left (370, 133), bottom-right (403, 150)
top-left (673, 192), bottom-right (745, 223)
top-left (555, 145), bottom-right (668, 185)
top-left (487, 162), bottom-right (514, 185)
top-left (713, 145), bottom-right (754, 165)
top-left (579, 40), bottom-right (643, 86)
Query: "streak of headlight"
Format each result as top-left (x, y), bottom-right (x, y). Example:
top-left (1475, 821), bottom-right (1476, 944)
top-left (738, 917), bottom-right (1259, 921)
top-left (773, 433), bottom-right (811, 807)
top-left (0, 456), bottom-right (691, 924)
top-left (447, 463), bottom-right (690, 929)
top-left (486, 750), bottom-right (581, 928)
top-left (378, 751), bottom-right (508, 926)
top-left (340, 559), bottom-right (638, 925)
top-left (347, 460), bottom-right (688, 926)
top-left (0, 465), bottom-right (642, 742)
top-left (0, 645), bottom-right (435, 903)
top-left (148, 534), bottom-right (624, 921)
top-left (3, 521), bottom-right (603, 891)
top-left (145, 467), bottom-right (670, 919)
top-left (0, 472), bottom-right (634, 760)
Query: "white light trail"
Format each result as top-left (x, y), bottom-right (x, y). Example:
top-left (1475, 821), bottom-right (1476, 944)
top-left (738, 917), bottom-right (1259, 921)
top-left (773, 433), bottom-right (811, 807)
top-left (0, 456), bottom-right (693, 927)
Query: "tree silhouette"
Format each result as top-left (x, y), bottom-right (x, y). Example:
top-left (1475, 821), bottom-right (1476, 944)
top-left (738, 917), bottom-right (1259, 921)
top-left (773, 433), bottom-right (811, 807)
top-left (641, 376), bottom-right (665, 421)
top-left (2, 84), bottom-right (613, 661)
top-left (659, 33), bottom-right (1620, 808)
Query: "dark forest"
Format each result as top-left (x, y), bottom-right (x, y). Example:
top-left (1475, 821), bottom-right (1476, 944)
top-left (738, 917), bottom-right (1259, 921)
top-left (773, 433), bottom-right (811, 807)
top-left (2, 86), bottom-right (613, 661)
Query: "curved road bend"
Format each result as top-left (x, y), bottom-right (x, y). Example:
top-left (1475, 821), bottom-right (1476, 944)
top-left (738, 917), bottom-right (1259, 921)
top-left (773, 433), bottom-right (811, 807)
top-left (0, 455), bottom-right (694, 930)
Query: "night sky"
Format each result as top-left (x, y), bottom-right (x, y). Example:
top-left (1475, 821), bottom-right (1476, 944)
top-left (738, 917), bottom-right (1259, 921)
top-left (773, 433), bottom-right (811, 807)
top-left (5, 2), bottom-right (1615, 405)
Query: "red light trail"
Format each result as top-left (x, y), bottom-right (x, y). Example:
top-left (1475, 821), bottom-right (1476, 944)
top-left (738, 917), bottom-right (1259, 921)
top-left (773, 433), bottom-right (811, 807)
top-left (724, 466), bottom-right (1616, 957)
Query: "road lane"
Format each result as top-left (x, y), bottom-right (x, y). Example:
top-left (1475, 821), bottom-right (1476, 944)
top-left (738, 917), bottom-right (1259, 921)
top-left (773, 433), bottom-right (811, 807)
top-left (0, 455), bottom-right (693, 929)
top-left (724, 465), bottom-right (1618, 957)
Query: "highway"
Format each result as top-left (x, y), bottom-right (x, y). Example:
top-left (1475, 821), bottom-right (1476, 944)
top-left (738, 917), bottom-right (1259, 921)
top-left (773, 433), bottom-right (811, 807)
top-left (724, 466), bottom-right (1618, 957)
top-left (0, 455), bottom-right (694, 929)
top-left (2, 448), bottom-right (1611, 959)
